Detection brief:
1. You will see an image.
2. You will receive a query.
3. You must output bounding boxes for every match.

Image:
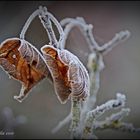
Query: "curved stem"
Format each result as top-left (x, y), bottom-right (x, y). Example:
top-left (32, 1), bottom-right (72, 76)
top-left (60, 17), bottom-right (99, 51)
top-left (20, 9), bottom-right (40, 39)
top-left (39, 6), bottom-right (64, 49)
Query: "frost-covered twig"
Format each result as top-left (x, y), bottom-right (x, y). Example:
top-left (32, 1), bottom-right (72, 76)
top-left (61, 17), bottom-right (130, 54)
top-left (61, 17), bottom-right (99, 51)
top-left (83, 53), bottom-right (104, 109)
top-left (81, 30), bottom-right (130, 131)
top-left (100, 30), bottom-right (131, 55)
top-left (70, 97), bottom-right (81, 139)
top-left (93, 108), bottom-right (140, 133)
top-left (39, 6), bottom-right (58, 48)
top-left (20, 9), bottom-right (40, 39)
top-left (39, 6), bottom-right (64, 49)
top-left (20, 6), bottom-right (64, 49)
top-left (93, 108), bottom-right (130, 130)
top-left (114, 122), bottom-right (140, 133)
top-left (82, 93), bottom-right (126, 139)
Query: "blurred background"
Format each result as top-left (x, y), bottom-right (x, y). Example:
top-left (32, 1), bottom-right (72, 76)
top-left (0, 1), bottom-right (140, 139)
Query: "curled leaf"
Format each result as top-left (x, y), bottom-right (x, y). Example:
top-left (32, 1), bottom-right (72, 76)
top-left (0, 38), bottom-right (50, 102)
top-left (41, 45), bottom-right (90, 104)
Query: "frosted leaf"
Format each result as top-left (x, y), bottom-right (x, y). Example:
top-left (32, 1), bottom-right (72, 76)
top-left (0, 38), bottom-right (51, 102)
top-left (41, 45), bottom-right (90, 104)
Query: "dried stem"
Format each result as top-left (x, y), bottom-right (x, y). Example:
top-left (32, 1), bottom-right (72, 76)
top-left (39, 6), bottom-right (64, 49)
top-left (20, 9), bottom-right (40, 39)
top-left (70, 97), bottom-right (81, 139)
top-left (20, 6), bottom-right (64, 49)
top-left (39, 6), bottom-right (58, 48)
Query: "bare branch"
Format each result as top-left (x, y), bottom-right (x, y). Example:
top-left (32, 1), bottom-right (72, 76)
top-left (61, 18), bottom-right (130, 55)
top-left (100, 30), bottom-right (131, 55)
top-left (82, 93), bottom-right (126, 138)
top-left (60, 17), bottom-right (99, 51)
top-left (93, 108), bottom-right (140, 133)
top-left (89, 93), bottom-right (126, 119)
top-left (93, 108), bottom-right (130, 130)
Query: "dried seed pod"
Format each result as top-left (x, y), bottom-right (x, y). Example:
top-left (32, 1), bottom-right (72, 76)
top-left (0, 38), bottom-right (50, 102)
top-left (41, 45), bottom-right (90, 104)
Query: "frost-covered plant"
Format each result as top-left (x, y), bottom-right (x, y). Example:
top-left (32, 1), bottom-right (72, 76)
top-left (0, 6), bottom-right (139, 139)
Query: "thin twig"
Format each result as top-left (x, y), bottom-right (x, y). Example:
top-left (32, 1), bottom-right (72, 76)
top-left (39, 6), bottom-right (58, 48)
top-left (39, 6), bottom-right (64, 49)
top-left (93, 108), bottom-right (130, 130)
top-left (100, 30), bottom-right (131, 55)
top-left (82, 93), bottom-right (126, 139)
top-left (93, 108), bottom-right (140, 133)
top-left (61, 17), bottom-right (99, 51)
top-left (20, 9), bottom-right (40, 39)
top-left (114, 122), bottom-right (140, 133)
